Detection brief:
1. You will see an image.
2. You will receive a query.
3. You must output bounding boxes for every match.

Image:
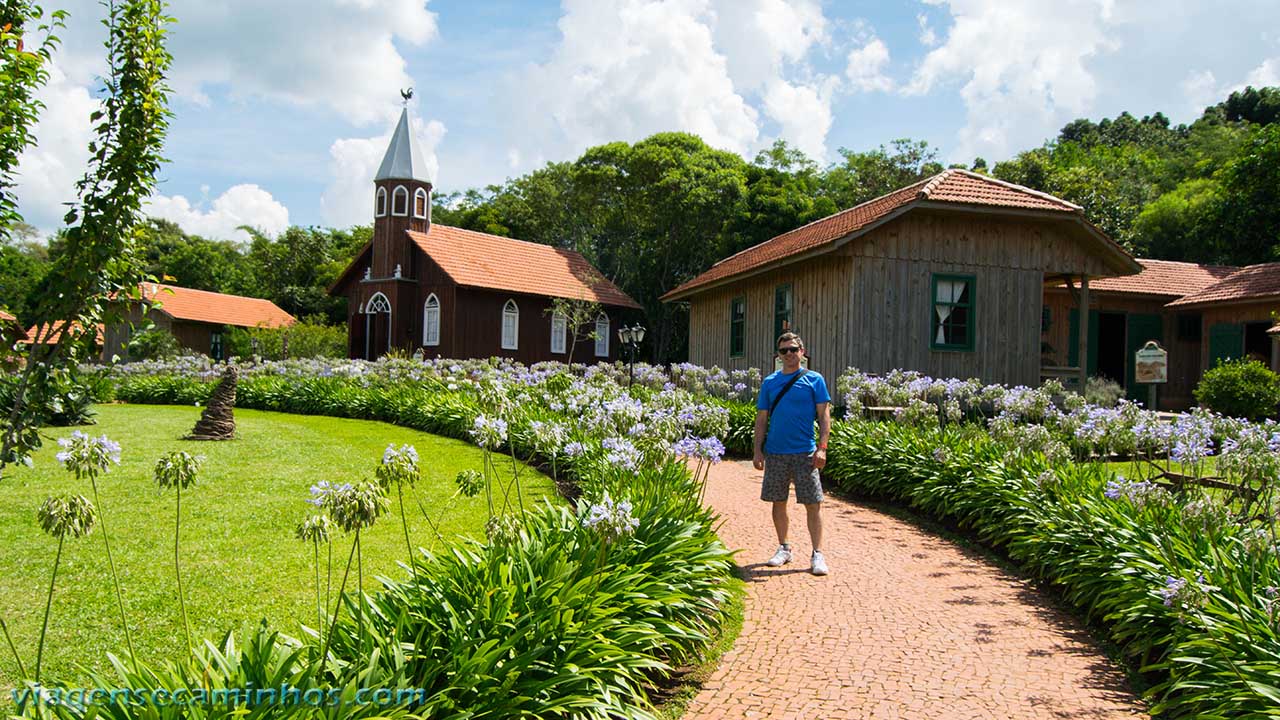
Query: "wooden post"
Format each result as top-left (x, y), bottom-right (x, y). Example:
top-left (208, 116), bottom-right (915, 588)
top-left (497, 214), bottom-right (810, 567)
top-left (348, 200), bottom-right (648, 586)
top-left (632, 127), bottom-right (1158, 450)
top-left (1078, 274), bottom-right (1090, 392)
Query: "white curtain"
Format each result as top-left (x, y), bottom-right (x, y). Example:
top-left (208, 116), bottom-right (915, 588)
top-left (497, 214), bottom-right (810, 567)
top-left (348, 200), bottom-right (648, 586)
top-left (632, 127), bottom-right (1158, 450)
top-left (595, 315), bottom-right (610, 357)
top-left (423, 295), bottom-right (440, 346)
top-left (551, 313), bottom-right (567, 354)
top-left (934, 279), bottom-right (965, 344)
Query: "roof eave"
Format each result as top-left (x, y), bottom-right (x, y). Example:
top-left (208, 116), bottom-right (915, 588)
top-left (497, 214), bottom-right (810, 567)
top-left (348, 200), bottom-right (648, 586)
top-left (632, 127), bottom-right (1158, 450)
top-left (1167, 293), bottom-right (1280, 310)
top-left (327, 241), bottom-right (374, 296)
top-left (661, 202), bottom-right (920, 302)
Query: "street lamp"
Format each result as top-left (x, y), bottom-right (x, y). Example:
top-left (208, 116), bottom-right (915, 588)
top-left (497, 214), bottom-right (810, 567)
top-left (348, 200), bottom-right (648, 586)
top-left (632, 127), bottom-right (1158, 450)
top-left (617, 323), bottom-right (646, 388)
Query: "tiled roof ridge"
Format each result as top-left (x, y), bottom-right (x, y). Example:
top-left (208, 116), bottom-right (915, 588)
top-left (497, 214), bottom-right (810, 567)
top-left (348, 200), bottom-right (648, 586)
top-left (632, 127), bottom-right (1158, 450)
top-left (417, 223), bottom-right (591, 259)
top-left (144, 282), bottom-right (281, 304)
top-left (934, 168), bottom-right (1083, 211)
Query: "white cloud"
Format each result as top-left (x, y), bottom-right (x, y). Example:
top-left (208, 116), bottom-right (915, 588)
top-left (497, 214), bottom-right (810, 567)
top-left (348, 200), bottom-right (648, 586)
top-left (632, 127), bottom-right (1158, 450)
top-left (512, 0), bottom-right (759, 160)
top-left (905, 0), bottom-right (1119, 162)
top-left (12, 60), bottom-right (99, 234)
top-left (164, 0), bottom-right (438, 126)
top-left (846, 37), bottom-right (893, 93)
top-left (319, 116), bottom-right (445, 229)
top-left (509, 0), bottom-right (841, 167)
top-left (917, 12), bottom-right (937, 47)
top-left (1181, 69), bottom-right (1219, 113)
top-left (147, 184), bottom-right (290, 242)
top-left (761, 78), bottom-right (835, 160)
top-left (1241, 57), bottom-right (1280, 89)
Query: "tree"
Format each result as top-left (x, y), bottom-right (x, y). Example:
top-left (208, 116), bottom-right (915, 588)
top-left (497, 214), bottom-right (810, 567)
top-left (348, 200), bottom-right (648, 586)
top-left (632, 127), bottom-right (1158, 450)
top-left (1210, 124), bottom-right (1280, 265)
top-left (1, 0), bottom-right (172, 475)
top-left (546, 296), bottom-right (602, 362)
top-left (819, 139), bottom-right (944, 209)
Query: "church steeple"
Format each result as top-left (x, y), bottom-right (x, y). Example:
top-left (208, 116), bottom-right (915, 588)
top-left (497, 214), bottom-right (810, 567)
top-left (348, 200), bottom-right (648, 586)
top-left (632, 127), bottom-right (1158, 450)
top-left (376, 108), bottom-right (432, 182)
top-left (371, 99), bottom-right (433, 279)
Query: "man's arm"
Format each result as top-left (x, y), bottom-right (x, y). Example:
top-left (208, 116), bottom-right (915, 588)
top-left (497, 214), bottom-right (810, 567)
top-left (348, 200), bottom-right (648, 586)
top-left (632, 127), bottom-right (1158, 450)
top-left (752, 409), bottom-right (768, 470)
top-left (813, 402), bottom-right (831, 469)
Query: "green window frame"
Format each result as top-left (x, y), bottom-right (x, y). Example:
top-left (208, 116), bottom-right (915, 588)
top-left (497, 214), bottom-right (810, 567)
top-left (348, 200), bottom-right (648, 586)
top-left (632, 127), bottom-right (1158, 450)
top-left (729, 296), bottom-right (746, 358)
top-left (930, 273), bottom-right (975, 351)
top-left (773, 284), bottom-right (793, 341)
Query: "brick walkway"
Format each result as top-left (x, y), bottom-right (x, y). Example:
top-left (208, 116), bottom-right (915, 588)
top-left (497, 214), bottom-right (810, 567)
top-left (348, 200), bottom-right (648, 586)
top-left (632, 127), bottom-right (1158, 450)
top-left (684, 459), bottom-right (1147, 720)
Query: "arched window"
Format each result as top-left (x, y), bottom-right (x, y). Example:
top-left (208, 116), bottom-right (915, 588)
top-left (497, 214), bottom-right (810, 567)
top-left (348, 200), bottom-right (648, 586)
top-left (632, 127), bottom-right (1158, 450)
top-left (366, 292), bottom-right (391, 314)
top-left (423, 293), bottom-right (440, 346)
top-left (413, 188), bottom-right (428, 219)
top-left (594, 313), bottom-right (610, 357)
top-left (550, 311), bottom-right (567, 354)
top-left (501, 299), bottom-right (519, 350)
top-left (364, 291), bottom-right (392, 359)
top-left (375, 187), bottom-right (387, 217)
top-left (392, 185), bottom-right (408, 216)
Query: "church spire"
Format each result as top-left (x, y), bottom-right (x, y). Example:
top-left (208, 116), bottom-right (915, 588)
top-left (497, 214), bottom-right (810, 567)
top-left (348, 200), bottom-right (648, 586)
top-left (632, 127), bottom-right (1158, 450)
top-left (375, 107), bottom-right (431, 182)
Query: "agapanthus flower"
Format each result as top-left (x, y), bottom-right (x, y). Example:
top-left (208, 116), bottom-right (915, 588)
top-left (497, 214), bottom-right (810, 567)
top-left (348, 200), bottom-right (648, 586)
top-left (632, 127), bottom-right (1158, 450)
top-left (582, 491), bottom-right (639, 543)
top-left (37, 494), bottom-right (96, 539)
top-left (377, 443), bottom-right (420, 490)
top-left (55, 431), bottom-right (121, 478)
top-left (470, 415), bottom-right (509, 450)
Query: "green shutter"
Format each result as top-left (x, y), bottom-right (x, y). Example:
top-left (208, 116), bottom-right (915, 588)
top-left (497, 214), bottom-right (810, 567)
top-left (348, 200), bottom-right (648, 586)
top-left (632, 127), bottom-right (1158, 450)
top-left (1124, 313), bottom-right (1163, 403)
top-left (1066, 308), bottom-right (1099, 375)
top-left (1208, 322), bottom-right (1244, 368)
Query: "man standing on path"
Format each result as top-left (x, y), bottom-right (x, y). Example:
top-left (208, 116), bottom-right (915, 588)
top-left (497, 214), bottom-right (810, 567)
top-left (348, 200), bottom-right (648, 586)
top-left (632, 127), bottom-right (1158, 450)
top-left (752, 332), bottom-right (832, 575)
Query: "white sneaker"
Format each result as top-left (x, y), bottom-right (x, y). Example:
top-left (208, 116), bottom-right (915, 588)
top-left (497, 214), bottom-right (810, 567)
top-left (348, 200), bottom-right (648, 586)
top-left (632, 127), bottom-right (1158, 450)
top-left (811, 551), bottom-right (829, 576)
top-left (766, 545), bottom-right (792, 566)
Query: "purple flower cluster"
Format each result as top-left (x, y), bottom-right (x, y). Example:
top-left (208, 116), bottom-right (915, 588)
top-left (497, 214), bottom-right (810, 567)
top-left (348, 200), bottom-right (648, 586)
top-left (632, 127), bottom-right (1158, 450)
top-left (671, 436), bottom-right (725, 463)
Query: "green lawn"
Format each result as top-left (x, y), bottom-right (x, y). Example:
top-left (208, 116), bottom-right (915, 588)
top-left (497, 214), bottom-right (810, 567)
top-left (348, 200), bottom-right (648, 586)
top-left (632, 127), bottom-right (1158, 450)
top-left (0, 404), bottom-right (555, 688)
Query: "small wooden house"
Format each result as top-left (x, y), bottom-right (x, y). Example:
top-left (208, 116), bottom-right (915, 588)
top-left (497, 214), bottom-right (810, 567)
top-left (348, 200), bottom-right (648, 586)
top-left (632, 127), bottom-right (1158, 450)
top-left (103, 283), bottom-right (295, 360)
top-left (662, 170), bottom-right (1141, 389)
top-left (328, 109), bottom-right (641, 363)
top-left (1042, 260), bottom-right (1237, 408)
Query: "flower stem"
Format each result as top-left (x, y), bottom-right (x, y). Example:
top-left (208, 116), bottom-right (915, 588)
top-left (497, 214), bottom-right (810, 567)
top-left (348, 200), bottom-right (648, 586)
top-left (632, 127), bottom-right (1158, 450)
top-left (175, 484), bottom-right (192, 655)
top-left (319, 534), bottom-right (358, 670)
top-left (0, 617), bottom-right (27, 681)
top-left (35, 536), bottom-right (64, 683)
top-left (90, 474), bottom-right (137, 674)
top-left (397, 483), bottom-right (415, 578)
top-left (314, 541), bottom-right (323, 642)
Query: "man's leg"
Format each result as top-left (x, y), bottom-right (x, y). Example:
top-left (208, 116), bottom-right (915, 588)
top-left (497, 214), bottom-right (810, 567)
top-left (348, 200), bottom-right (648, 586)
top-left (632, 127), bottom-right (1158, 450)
top-left (772, 500), bottom-right (789, 545)
top-left (804, 502), bottom-right (823, 553)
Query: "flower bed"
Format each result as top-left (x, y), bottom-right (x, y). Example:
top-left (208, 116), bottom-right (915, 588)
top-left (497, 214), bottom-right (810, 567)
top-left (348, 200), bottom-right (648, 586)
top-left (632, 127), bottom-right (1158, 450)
top-left (826, 368), bottom-right (1280, 718)
top-left (18, 360), bottom-right (738, 719)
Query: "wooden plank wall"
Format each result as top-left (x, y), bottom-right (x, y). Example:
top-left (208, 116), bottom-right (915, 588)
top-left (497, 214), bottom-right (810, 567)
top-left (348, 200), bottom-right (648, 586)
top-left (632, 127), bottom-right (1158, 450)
top-left (1042, 289), bottom-right (1201, 409)
top-left (686, 209), bottom-right (1121, 387)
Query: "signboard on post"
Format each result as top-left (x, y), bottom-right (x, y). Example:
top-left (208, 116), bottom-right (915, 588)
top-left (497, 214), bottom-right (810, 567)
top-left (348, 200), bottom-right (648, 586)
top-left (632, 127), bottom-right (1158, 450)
top-left (1135, 341), bottom-right (1168, 384)
top-left (1134, 340), bottom-right (1167, 411)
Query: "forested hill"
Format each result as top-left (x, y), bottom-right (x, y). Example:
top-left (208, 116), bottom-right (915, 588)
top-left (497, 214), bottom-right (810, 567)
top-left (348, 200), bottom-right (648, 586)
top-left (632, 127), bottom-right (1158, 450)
top-left (1, 86), bottom-right (1276, 362)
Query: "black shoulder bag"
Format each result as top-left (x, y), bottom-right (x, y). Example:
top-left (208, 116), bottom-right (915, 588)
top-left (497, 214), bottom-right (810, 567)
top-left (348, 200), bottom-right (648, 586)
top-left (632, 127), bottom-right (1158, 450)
top-left (768, 368), bottom-right (809, 417)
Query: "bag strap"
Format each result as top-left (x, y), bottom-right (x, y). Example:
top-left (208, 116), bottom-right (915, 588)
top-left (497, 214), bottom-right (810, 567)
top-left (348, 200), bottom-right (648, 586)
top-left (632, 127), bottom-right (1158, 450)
top-left (769, 369), bottom-right (808, 416)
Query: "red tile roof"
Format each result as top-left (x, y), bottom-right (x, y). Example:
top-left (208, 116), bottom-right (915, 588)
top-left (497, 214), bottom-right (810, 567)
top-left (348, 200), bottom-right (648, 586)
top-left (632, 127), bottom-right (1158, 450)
top-left (0, 310), bottom-right (29, 341)
top-left (1080, 259), bottom-right (1239, 297)
top-left (1167, 261), bottom-right (1280, 308)
top-left (25, 321), bottom-right (104, 345)
top-left (407, 225), bottom-right (641, 309)
top-left (662, 169), bottom-right (1110, 300)
top-left (142, 284), bottom-right (295, 328)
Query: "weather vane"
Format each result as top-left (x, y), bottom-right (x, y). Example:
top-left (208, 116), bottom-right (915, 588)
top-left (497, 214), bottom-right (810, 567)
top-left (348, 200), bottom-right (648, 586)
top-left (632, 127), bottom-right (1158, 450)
top-left (400, 87), bottom-right (413, 106)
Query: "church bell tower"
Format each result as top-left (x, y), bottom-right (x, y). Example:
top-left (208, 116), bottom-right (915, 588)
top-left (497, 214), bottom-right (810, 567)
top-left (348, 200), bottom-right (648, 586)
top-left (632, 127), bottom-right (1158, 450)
top-left (370, 101), bottom-right (433, 280)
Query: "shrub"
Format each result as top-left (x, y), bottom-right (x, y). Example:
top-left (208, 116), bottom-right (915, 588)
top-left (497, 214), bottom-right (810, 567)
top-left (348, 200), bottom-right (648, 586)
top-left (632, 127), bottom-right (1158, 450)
top-left (1083, 376), bottom-right (1123, 407)
top-left (225, 316), bottom-right (346, 360)
top-left (1194, 358), bottom-right (1280, 420)
top-left (125, 327), bottom-right (182, 361)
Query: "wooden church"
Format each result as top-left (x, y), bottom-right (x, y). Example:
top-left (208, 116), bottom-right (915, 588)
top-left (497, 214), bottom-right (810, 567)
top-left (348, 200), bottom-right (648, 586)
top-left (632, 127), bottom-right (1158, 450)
top-left (329, 107), bottom-right (640, 363)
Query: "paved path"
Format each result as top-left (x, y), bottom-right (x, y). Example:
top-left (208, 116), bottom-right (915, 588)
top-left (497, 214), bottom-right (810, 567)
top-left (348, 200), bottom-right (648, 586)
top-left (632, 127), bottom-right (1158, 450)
top-left (684, 459), bottom-right (1147, 720)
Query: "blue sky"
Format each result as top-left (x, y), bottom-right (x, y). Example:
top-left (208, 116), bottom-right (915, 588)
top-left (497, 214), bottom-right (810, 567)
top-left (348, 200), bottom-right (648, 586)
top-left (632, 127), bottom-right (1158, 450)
top-left (16, 0), bottom-right (1280, 241)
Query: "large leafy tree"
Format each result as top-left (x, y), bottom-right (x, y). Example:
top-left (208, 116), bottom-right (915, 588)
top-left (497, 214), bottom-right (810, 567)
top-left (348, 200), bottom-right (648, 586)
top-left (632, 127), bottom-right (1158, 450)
top-left (819, 138), bottom-right (944, 209)
top-left (1210, 124), bottom-right (1280, 266)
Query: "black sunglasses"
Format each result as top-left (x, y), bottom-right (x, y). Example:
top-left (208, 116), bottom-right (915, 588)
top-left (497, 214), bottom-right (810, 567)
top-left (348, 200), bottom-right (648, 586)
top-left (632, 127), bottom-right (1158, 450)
top-left (777, 347), bottom-right (802, 355)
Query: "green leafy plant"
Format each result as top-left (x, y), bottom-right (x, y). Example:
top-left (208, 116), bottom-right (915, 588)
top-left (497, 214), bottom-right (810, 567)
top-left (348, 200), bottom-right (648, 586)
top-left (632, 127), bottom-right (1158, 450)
top-left (1194, 358), bottom-right (1280, 420)
top-left (126, 326), bottom-right (181, 360)
top-left (1084, 375), bottom-right (1123, 407)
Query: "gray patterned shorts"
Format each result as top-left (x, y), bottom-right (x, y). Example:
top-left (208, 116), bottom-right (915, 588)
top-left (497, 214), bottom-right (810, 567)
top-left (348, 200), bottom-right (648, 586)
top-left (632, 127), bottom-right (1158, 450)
top-left (761, 452), bottom-right (823, 504)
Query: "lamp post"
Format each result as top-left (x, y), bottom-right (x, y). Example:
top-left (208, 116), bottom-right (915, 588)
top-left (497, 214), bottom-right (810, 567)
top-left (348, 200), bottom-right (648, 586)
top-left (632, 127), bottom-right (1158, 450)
top-left (617, 323), bottom-right (646, 388)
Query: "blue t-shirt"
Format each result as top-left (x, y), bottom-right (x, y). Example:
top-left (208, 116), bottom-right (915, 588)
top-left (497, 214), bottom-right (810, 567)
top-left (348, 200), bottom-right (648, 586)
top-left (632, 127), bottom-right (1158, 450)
top-left (756, 369), bottom-right (831, 454)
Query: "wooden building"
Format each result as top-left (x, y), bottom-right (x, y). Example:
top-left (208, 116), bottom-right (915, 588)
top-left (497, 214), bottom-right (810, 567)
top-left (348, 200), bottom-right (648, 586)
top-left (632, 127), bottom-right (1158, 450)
top-left (329, 108), bottom-right (640, 363)
top-left (1042, 260), bottom-right (1237, 409)
top-left (1166, 261), bottom-right (1280, 372)
top-left (662, 170), bottom-right (1140, 389)
top-left (102, 283), bottom-right (295, 360)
